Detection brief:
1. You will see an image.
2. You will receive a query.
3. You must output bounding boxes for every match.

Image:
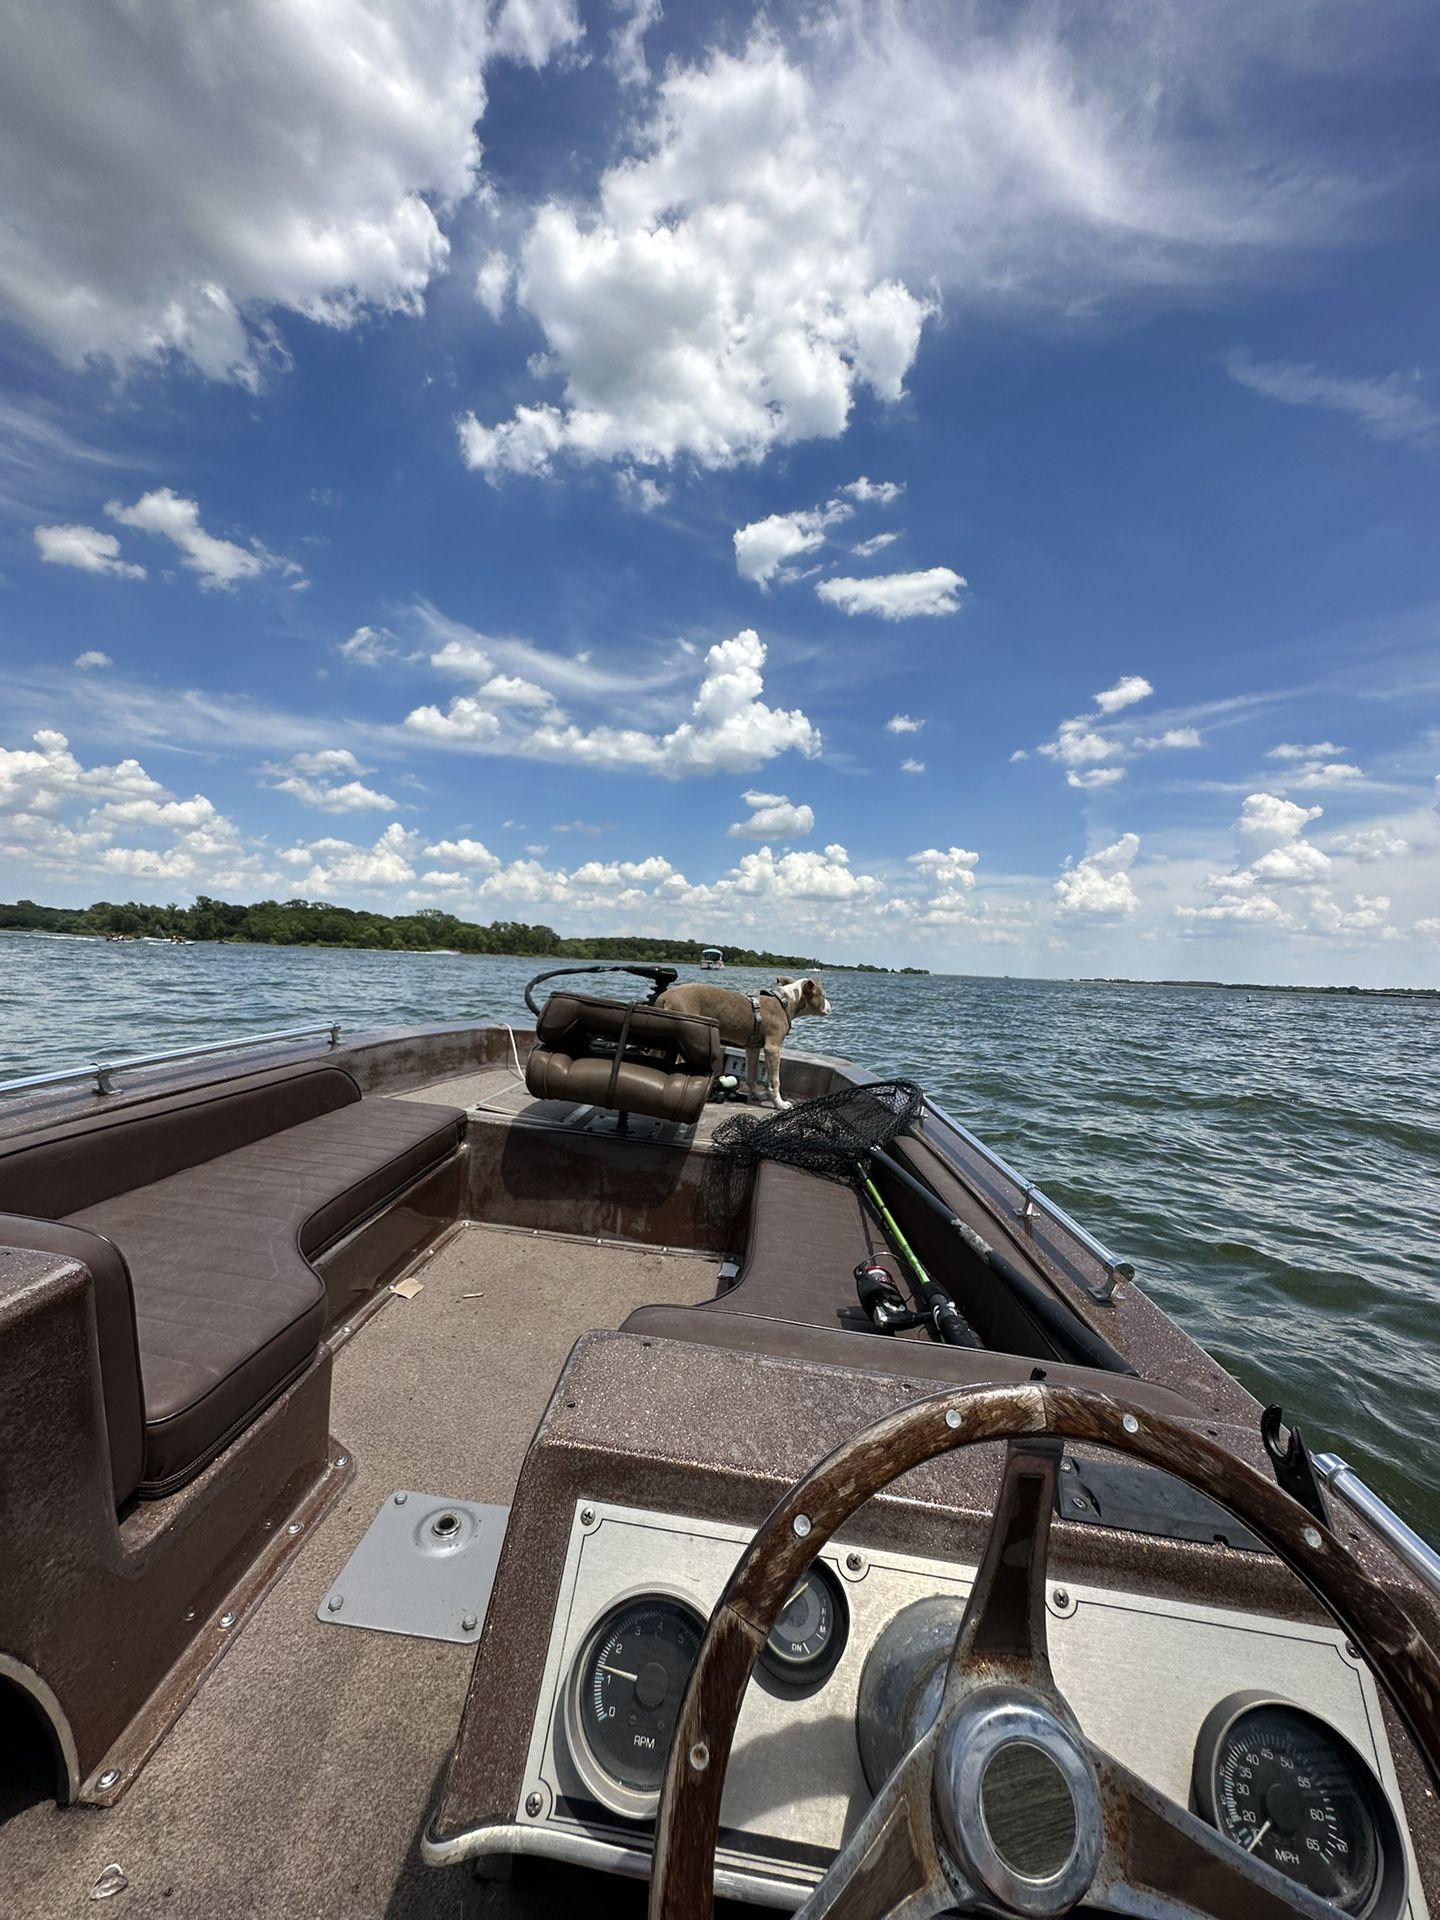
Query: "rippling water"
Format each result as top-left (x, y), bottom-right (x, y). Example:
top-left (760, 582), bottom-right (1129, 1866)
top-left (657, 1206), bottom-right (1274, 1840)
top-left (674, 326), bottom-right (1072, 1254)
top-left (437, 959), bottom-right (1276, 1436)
top-left (4, 932), bottom-right (1438, 1536)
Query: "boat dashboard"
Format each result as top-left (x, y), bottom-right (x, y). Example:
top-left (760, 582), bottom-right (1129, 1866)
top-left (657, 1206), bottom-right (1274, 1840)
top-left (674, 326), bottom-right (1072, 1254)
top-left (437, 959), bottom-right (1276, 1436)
top-left (460, 1494), bottom-right (1426, 1915)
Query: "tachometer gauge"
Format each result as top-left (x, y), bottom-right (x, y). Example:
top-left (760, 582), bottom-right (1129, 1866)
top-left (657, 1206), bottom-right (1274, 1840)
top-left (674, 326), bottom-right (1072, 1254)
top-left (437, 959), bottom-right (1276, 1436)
top-left (759, 1559), bottom-right (848, 1690)
top-left (565, 1594), bottom-right (705, 1817)
top-left (1192, 1692), bottom-right (1406, 1918)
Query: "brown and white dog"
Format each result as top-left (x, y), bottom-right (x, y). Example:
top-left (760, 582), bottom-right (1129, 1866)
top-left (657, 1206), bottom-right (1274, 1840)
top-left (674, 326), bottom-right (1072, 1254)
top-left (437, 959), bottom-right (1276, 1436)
top-left (655, 974), bottom-right (831, 1108)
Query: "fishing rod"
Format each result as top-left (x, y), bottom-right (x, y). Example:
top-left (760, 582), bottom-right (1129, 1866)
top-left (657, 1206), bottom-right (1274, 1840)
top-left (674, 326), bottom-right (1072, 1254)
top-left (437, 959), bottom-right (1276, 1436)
top-left (712, 1078), bottom-right (1133, 1372)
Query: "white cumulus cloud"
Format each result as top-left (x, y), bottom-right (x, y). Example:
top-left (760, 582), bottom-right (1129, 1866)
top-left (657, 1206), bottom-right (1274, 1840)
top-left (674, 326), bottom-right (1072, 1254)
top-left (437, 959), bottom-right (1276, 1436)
top-left (106, 488), bottom-right (297, 590)
top-left (734, 500), bottom-right (850, 586)
top-left (458, 39), bottom-right (932, 477)
top-left (886, 714), bottom-right (924, 733)
top-left (263, 749), bottom-right (396, 813)
top-left (0, 0), bottom-right (581, 386)
top-left (1054, 833), bottom-right (1141, 919)
top-left (1093, 675), bottom-right (1153, 714)
top-left (816, 566), bottom-right (966, 620)
top-left (34, 524), bottom-right (145, 579)
top-left (727, 791), bottom-right (815, 839)
top-left (74, 650), bottom-right (113, 670)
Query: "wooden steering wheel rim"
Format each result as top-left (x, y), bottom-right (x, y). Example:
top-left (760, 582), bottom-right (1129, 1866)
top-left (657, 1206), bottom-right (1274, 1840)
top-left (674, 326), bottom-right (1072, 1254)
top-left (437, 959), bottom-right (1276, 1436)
top-left (647, 1380), bottom-right (1440, 1920)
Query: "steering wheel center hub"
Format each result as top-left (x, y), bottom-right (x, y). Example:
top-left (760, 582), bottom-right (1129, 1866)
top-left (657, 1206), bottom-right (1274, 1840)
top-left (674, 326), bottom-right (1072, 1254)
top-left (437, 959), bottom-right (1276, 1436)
top-left (936, 1693), bottom-right (1103, 1917)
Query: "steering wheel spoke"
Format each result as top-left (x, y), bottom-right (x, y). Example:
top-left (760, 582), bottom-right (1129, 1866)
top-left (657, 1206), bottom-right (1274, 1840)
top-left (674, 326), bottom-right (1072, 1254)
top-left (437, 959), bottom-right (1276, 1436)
top-left (795, 1729), bottom-right (956, 1920)
top-left (942, 1436), bottom-right (1066, 1709)
top-left (1087, 1744), bottom-right (1345, 1920)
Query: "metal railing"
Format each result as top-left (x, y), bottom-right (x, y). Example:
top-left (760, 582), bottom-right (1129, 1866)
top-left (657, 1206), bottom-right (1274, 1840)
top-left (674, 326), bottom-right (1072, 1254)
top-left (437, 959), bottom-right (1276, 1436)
top-left (1312, 1453), bottom-right (1440, 1600)
top-left (0, 1023), bottom-right (342, 1100)
top-left (921, 1095), bottom-right (1134, 1301)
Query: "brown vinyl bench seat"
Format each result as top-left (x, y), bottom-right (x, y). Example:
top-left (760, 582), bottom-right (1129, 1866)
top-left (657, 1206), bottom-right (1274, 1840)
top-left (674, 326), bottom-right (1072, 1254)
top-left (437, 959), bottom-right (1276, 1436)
top-left (0, 1062), bottom-right (464, 1502)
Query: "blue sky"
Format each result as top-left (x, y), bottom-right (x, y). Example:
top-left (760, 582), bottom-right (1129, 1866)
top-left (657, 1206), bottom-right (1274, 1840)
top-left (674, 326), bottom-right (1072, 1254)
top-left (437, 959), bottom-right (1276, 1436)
top-left (1, 0), bottom-right (1437, 984)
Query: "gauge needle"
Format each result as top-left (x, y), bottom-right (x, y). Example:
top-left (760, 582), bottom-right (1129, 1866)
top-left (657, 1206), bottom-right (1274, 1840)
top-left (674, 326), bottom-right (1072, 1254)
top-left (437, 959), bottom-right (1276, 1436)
top-left (782, 1580), bottom-right (810, 1613)
top-left (1242, 1821), bottom-right (1272, 1854)
top-left (599, 1663), bottom-right (639, 1681)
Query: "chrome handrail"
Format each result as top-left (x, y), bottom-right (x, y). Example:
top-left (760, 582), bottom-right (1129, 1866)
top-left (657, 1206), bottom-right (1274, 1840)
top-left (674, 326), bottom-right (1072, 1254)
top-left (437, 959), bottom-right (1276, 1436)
top-left (921, 1095), bottom-right (1134, 1302)
top-left (1311, 1452), bottom-right (1440, 1600)
top-left (0, 1023), bottom-right (342, 1100)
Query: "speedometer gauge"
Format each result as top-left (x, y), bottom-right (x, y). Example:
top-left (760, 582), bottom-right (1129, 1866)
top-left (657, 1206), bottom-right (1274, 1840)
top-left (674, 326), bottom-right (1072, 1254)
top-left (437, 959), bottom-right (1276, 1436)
top-left (564, 1594), bottom-right (705, 1818)
top-left (1192, 1693), bottom-right (1406, 1918)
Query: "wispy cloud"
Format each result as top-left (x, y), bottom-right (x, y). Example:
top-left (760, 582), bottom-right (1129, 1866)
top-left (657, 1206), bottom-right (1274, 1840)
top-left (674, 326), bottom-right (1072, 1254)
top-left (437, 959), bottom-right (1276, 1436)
top-left (1226, 350), bottom-right (1439, 448)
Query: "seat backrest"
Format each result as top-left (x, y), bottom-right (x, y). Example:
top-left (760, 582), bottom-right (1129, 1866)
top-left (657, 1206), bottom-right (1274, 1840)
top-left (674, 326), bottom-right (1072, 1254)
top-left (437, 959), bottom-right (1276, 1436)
top-left (534, 993), bottom-right (722, 1075)
top-left (0, 1062), bottom-right (362, 1220)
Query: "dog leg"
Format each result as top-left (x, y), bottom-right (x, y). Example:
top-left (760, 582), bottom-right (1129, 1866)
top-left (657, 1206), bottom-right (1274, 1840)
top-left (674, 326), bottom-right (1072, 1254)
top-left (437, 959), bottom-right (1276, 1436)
top-left (764, 1040), bottom-right (789, 1108)
top-left (745, 1042), bottom-right (761, 1103)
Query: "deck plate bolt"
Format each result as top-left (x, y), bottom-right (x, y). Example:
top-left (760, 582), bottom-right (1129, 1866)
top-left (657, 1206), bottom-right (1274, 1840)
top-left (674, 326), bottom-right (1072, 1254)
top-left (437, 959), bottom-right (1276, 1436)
top-left (96, 1770), bottom-right (121, 1792)
top-left (219, 1612), bottom-right (237, 1629)
top-left (462, 1612), bottom-right (478, 1632)
top-left (287, 1521), bottom-right (304, 1535)
top-left (335, 1455), bottom-right (349, 1468)
top-left (394, 1491), bottom-right (408, 1505)
top-left (327, 1594), bottom-right (344, 1613)
top-left (525, 1792), bottom-right (543, 1817)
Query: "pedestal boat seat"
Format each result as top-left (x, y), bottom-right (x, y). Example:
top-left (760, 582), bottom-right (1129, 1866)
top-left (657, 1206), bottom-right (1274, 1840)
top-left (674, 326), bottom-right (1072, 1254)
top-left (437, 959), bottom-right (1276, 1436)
top-left (524, 992), bottom-right (723, 1127)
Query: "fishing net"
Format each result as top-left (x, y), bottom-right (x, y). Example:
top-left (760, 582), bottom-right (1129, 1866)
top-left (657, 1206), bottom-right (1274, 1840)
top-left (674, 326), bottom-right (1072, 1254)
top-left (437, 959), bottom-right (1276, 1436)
top-left (712, 1079), bottom-right (924, 1184)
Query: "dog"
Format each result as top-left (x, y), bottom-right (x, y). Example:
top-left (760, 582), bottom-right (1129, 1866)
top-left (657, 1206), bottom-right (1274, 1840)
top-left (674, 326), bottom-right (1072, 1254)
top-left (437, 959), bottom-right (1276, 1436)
top-left (655, 974), bottom-right (831, 1109)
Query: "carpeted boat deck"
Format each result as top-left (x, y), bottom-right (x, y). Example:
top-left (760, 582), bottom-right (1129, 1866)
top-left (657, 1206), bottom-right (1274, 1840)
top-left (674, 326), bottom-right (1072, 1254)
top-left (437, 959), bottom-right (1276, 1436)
top-left (0, 1226), bottom-right (726, 1920)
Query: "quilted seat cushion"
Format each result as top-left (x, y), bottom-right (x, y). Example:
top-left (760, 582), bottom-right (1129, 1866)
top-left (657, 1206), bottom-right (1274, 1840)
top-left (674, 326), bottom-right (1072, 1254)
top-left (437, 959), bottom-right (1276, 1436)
top-left (68, 1098), bottom-right (463, 1494)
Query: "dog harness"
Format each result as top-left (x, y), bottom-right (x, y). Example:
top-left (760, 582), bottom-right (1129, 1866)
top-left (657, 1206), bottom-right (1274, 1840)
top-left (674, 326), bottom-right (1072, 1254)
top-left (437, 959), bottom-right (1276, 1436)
top-left (748, 986), bottom-right (793, 1046)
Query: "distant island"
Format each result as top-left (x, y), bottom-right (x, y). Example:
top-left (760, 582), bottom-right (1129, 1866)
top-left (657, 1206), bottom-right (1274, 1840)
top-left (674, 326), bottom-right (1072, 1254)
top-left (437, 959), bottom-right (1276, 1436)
top-left (0, 897), bottom-right (929, 975)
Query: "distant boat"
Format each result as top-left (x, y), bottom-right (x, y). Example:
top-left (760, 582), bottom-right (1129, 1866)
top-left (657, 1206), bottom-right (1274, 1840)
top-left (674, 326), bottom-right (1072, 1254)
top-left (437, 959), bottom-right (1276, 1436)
top-left (700, 946), bottom-right (725, 970)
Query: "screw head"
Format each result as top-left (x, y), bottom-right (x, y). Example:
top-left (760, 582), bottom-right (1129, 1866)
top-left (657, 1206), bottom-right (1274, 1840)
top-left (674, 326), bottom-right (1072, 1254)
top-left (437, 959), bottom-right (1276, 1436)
top-left (327, 1594), bottom-right (344, 1613)
top-left (689, 1742), bottom-right (710, 1772)
top-left (1303, 1524), bottom-right (1324, 1550)
top-left (792, 1513), bottom-right (812, 1538)
top-left (1121, 1413), bottom-right (1140, 1435)
top-left (579, 1506), bottom-right (595, 1527)
top-left (96, 1769), bottom-right (121, 1791)
top-left (1053, 1588), bottom-right (1070, 1610)
top-left (944, 1407), bottom-right (961, 1430)
top-left (1345, 1640), bottom-right (1361, 1660)
top-left (394, 1491), bottom-right (408, 1505)
top-left (525, 1791), bottom-right (543, 1817)
top-left (287, 1521), bottom-right (304, 1536)
top-left (845, 1551), bottom-right (863, 1573)
top-left (335, 1454), bottom-right (349, 1468)
top-left (219, 1612), bottom-right (237, 1629)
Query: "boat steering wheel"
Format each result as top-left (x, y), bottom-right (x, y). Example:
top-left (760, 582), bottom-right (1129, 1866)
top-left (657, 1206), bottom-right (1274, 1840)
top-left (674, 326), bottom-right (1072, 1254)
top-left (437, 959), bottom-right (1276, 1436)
top-left (647, 1383), bottom-right (1440, 1920)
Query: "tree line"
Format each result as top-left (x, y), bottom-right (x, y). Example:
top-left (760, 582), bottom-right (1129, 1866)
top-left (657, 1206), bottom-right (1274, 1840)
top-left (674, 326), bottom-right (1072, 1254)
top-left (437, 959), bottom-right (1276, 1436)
top-left (0, 895), bottom-right (829, 970)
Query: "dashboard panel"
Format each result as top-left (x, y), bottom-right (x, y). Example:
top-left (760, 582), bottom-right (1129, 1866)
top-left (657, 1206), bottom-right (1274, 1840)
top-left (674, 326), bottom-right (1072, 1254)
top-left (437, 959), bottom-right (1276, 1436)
top-left (504, 1498), bottom-right (1427, 1914)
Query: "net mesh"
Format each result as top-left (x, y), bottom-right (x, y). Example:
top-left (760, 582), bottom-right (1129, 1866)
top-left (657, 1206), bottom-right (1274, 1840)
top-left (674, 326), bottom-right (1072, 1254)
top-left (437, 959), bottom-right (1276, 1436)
top-left (712, 1079), bottom-right (924, 1184)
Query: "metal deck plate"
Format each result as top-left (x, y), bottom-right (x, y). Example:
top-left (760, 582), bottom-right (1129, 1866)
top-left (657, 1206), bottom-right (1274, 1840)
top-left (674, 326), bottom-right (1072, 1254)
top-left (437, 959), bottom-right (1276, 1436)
top-left (317, 1492), bottom-right (508, 1644)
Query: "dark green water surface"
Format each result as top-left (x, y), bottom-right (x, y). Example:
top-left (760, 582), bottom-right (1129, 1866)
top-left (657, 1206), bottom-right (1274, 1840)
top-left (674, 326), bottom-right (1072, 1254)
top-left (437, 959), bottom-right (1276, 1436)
top-left (4, 934), bottom-right (1436, 1536)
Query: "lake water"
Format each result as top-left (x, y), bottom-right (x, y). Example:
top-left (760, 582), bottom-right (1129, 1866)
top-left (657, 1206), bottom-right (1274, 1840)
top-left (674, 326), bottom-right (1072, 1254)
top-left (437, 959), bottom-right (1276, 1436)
top-left (4, 930), bottom-right (1438, 1537)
